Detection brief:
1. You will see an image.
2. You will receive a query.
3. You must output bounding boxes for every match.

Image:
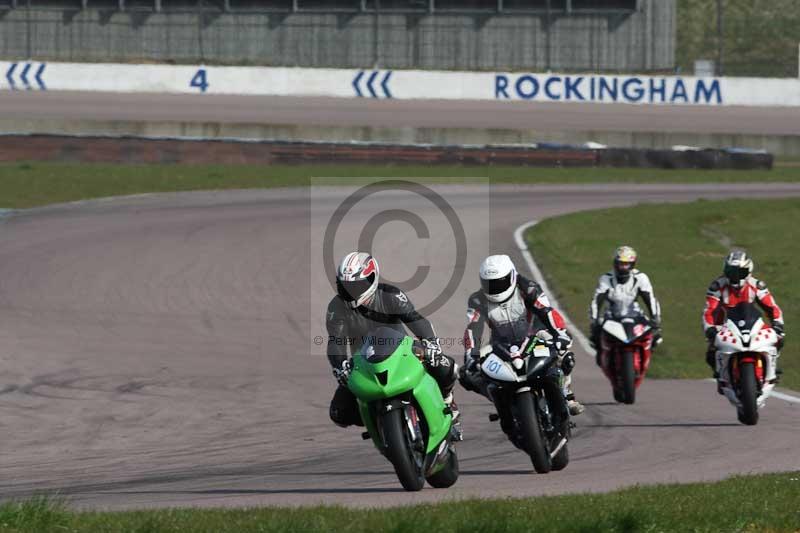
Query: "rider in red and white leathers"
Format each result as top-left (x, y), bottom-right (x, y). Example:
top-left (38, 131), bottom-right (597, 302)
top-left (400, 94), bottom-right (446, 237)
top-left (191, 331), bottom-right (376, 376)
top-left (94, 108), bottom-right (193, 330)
top-left (702, 250), bottom-right (785, 376)
top-left (460, 254), bottom-right (584, 416)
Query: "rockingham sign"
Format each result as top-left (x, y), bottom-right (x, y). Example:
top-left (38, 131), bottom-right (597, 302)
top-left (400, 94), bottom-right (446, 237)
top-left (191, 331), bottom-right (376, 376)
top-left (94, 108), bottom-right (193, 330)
top-left (494, 74), bottom-right (723, 105)
top-left (1, 61), bottom-right (797, 107)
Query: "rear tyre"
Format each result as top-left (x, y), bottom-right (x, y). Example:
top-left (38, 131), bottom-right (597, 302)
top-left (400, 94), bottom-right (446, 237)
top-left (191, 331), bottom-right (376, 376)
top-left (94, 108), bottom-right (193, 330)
top-left (621, 350), bottom-right (636, 405)
top-left (738, 362), bottom-right (759, 426)
top-left (514, 392), bottom-right (551, 474)
top-left (426, 448), bottom-right (459, 488)
top-left (551, 442), bottom-right (569, 471)
top-left (382, 408), bottom-right (425, 491)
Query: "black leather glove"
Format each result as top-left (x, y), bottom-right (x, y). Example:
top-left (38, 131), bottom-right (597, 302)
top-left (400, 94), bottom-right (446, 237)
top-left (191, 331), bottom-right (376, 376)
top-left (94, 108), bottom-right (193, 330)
top-left (773, 323), bottom-right (785, 349)
top-left (705, 327), bottom-right (718, 342)
top-left (421, 337), bottom-right (443, 366)
top-left (332, 359), bottom-right (352, 387)
top-left (560, 351), bottom-right (576, 375)
top-left (554, 334), bottom-right (573, 354)
top-left (589, 323), bottom-right (601, 348)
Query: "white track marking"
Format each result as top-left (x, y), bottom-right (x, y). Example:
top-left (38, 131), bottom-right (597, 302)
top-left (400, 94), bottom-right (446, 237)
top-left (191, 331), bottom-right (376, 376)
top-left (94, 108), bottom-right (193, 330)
top-left (703, 379), bottom-right (800, 404)
top-left (513, 219), bottom-right (593, 356)
top-left (515, 219), bottom-right (800, 404)
top-left (772, 390), bottom-right (800, 403)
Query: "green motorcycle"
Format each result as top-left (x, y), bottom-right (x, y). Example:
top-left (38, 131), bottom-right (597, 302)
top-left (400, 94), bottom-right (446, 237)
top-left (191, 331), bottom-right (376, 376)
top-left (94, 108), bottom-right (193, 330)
top-left (348, 326), bottom-right (460, 491)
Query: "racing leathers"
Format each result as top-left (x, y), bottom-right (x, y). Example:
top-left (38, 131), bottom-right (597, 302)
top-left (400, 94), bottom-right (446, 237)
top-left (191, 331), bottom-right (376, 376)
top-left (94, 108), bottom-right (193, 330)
top-left (326, 283), bottom-right (457, 427)
top-left (461, 274), bottom-right (582, 414)
top-left (589, 268), bottom-right (662, 360)
top-left (702, 275), bottom-right (785, 372)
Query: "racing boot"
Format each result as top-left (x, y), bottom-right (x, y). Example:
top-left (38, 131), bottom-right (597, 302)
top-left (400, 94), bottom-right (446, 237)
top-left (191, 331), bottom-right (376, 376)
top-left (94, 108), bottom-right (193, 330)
top-left (444, 393), bottom-right (463, 441)
top-left (566, 393), bottom-right (585, 416)
top-left (563, 375), bottom-right (585, 416)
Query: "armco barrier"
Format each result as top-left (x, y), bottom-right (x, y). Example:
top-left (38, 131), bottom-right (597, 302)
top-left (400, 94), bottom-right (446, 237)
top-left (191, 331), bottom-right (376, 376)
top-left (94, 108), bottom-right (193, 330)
top-left (1, 61), bottom-right (800, 107)
top-left (0, 134), bottom-right (773, 170)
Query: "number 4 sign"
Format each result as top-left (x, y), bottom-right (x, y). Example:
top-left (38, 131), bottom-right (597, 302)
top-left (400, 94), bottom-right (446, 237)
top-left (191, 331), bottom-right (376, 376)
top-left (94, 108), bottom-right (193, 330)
top-left (190, 68), bottom-right (209, 93)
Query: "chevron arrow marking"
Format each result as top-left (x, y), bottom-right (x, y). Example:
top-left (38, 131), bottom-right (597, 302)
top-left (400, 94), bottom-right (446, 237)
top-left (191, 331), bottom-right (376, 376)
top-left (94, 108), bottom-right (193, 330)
top-left (5, 63), bottom-right (17, 90)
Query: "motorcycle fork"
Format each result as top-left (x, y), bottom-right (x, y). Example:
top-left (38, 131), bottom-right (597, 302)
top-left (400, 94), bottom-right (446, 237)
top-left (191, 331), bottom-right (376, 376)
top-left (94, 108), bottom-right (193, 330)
top-left (732, 355), bottom-right (765, 394)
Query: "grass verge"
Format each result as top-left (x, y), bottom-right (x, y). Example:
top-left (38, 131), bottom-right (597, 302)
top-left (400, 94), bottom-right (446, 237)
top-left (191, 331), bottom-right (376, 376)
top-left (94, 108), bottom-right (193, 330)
top-left (2, 473), bottom-right (799, 532)
top-left (2, 162), bottom-right (800, 209)
top-left (526, 198), bottom-right (799, 389)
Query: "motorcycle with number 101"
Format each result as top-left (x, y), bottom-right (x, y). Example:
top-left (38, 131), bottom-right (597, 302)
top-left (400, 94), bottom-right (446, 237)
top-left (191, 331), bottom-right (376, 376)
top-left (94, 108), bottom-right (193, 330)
top-left (463, 332), bottom-right (574, 474)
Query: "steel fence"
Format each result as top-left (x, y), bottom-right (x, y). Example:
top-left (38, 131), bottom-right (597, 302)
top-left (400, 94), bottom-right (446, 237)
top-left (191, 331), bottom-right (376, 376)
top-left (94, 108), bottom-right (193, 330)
top-left (0, 0), bottom-right (674, 72)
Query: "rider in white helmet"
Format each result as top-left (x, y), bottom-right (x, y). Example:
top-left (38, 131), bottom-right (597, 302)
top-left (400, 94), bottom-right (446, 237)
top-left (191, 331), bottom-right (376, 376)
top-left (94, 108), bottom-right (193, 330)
top-left (326, 252), bottom-right (459, 429)
top-left (460, 254), bottom-right (584, 417)
top-left (589, 245), bottom-right (662, 364)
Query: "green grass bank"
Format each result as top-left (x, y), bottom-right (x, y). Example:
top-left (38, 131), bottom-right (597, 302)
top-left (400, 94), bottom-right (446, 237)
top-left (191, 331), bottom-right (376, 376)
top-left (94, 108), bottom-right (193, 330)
top-left (2, 472), bottom-right (799, 533)
top-left (1, 162), bottom-right (800, 209)
top-left (526, 198), bottom-right (799, 389)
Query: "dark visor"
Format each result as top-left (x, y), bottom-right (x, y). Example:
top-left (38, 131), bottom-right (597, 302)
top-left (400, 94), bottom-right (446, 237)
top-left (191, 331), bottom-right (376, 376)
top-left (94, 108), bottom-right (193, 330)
top-left (615, 260), bottom-right (634, 272)
top-left (481, 273), bottom-right (512, 295)
top-left (337, 275), bottom-right (375, 302)
top-left (724, 264), bottom-right (749, 284)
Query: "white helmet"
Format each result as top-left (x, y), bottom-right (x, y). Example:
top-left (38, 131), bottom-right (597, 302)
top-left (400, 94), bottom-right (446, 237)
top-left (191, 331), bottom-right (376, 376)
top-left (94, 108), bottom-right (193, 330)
top-left (723, 250), bottom-right (753, 288)
top-left (479, 254), bottom-right (517, 303)
top-left (336, 252), bottom-right (379, 308)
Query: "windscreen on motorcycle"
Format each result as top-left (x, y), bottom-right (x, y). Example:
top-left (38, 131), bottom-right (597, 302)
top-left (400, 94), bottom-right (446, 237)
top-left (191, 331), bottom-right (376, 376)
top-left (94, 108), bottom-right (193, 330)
top-left (726, 303), bottom-right (763, 333)
top-left (608, 301), bottom-right (641, 319)
top-left (360, 326), bottom-right (408, 364)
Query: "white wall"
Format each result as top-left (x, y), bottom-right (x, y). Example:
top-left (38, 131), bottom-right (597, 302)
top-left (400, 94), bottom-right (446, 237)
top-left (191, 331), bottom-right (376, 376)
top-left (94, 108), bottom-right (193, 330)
top-left (2, 61), bottom-right (799, 107)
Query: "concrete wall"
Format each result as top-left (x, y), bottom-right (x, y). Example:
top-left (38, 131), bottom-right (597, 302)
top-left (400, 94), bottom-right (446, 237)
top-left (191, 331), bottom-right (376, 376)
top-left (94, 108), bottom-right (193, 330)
top-left (0, 0), bottom-right (675, 71)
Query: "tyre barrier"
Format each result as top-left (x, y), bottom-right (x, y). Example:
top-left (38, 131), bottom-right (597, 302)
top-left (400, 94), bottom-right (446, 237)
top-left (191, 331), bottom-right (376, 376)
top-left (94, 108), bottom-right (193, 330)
top-left (0, 134), bottom-right (773, 170)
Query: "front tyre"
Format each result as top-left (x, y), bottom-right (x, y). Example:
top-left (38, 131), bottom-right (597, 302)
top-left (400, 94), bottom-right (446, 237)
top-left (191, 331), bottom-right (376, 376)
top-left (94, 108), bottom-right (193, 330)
top-left (621, 349), bottom-right (636, 405)
top-left (426, 448), bottom-right (459, 488)
top-left (382, 408), bottom-right (425, 491)
top-left (514, 392), bottom-right (551, 474)
top-left (738, 362), bottom-right (759, 426)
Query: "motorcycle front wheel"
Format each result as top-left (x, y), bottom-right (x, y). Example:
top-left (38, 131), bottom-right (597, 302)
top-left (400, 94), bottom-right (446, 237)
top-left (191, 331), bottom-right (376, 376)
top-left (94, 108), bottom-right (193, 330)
top-left (382, 408), bottom-right (425, 491)
top-left (514, 391), bottom-right (551, 474)
top-left (620, 349), bottom-right (636, 405)
top-left (737, 361), bottom-right (759, 426)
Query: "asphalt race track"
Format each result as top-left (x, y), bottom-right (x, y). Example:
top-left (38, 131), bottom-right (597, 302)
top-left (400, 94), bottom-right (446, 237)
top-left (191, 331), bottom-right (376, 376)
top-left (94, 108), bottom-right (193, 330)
top-left (2, 183), bottom-right (800, 510)
top-left (2, 91), bottom-right (800, 135)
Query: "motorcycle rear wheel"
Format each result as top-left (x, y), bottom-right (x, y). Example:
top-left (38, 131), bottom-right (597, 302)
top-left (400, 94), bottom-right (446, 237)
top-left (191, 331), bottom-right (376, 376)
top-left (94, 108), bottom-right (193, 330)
top-left (737, 362), bottom-right (759, 426)
top-left (382, 408), bottom-right (425, 491)
top-left (426, 448), bottom-right (459, 488)
top-left (514, 392), bottom-right (551, 474)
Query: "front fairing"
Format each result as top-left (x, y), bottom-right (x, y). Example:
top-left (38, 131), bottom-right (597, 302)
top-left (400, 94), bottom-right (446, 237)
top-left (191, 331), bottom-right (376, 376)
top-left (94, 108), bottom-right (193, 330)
top-left (349, 343), bottom-right (426, 402)
top-left (349, 336), bottom-right (450, 455)
top-left (602, 313), bottom-right (651, 344)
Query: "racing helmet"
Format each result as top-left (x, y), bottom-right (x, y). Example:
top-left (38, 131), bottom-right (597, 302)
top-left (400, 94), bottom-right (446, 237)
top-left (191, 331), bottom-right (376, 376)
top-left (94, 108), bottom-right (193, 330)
top-left (336, 252), bottom-right (379, 308)
top-left (479, 254), bottom-right (517, 303)
top-left (613, 245), bottom-right (638, 283)
top-left (723, 250), bottom-right (753, 288)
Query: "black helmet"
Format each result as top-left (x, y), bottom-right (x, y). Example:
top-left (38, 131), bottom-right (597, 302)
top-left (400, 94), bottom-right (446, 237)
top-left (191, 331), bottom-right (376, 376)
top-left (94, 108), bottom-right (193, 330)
top-left (723, 250), bottom-right (753, 288)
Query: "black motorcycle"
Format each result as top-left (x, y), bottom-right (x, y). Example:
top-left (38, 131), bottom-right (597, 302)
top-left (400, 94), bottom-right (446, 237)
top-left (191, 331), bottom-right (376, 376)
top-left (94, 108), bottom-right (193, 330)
top-left (462, 334), bottom-right (574, 473)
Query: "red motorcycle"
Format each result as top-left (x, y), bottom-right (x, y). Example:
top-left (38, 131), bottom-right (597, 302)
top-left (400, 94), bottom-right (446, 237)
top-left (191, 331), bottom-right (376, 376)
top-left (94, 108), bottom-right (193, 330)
top-left (597, 305), bottom-right (655, 404)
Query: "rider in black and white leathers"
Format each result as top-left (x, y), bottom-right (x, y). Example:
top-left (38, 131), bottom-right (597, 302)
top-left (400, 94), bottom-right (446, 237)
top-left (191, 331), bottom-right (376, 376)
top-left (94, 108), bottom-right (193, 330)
top-left (460, 254), bottom-right (584, 416)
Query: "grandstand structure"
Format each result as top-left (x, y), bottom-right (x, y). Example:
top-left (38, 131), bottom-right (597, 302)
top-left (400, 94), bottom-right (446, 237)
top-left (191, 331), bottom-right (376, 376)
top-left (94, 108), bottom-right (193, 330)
top-left (0, 0), bottom-right (675, 72)
top-left (0, 1), bottom-right (640, 12)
